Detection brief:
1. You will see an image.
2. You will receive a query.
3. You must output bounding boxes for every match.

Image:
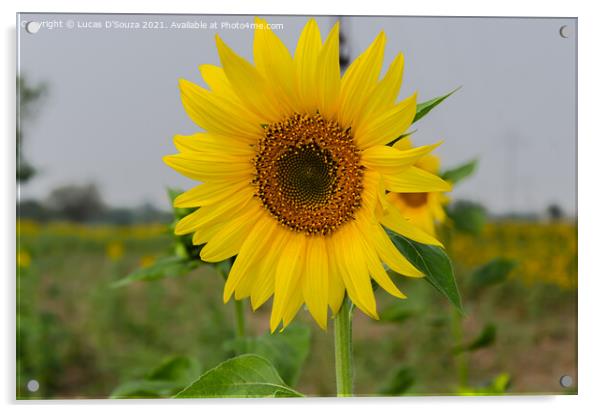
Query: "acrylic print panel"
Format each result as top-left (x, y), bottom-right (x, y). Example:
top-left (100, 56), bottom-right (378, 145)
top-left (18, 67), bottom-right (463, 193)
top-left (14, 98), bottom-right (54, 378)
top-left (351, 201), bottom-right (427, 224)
top-left (16, 13), bottom-right (577, 399)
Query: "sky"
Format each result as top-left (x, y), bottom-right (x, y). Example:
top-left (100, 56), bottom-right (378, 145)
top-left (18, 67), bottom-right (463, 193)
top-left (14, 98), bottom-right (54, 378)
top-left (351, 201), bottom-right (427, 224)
top-left (17, 14), bottom-right (577, 216)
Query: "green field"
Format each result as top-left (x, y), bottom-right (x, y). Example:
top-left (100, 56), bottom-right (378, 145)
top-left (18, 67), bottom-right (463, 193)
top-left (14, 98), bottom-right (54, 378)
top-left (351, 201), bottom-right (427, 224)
top-left (16, 220), bottom-right (577, 398)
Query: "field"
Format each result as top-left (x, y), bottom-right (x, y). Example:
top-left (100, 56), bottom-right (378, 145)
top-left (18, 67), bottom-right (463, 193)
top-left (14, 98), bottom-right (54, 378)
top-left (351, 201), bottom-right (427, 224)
top-left (16, 219), bottom-right (577, 398)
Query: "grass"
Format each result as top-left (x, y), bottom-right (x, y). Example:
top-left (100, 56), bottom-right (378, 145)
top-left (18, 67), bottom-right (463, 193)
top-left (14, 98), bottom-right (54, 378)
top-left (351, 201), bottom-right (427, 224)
top-left (16, 220), bottom-right (577, 398)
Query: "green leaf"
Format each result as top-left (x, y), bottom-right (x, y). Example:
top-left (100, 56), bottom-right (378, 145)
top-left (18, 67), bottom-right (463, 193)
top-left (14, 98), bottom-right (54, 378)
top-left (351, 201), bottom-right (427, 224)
top-left (110, 379), bottom-right (180, 399)
top-left (111, 356), bottom-right (201, 399)
top-left (447, 200), bottom-right (487, 235)
top-left (379, 366), bottom-right (415, 395)
top-left (112, 256), bottom-right (200, 288)
top-left (491, 372), bottom-right (511, 393)
top-left (388, 130), bottom-right (416, 147)
top-left (224, 324), bottom-right (311, 386)
top-left (491, 373), bottom-right (510, 394)
top-left (388, 231), bottom-right (463, 313)
top-left (174, 354), bottom-right (303, 398)
top-left (441, 159), bottom-right (478, 185)
top-left (458, 373), bottom-right (511, 395)
top-left (413, 87), bottom-right (460, 124)
top-left (146, 355), bottom-right (201, 383)
top-left (471, 258), bottom-right (517, 290)
top-left (167, 187), bottom-right (183, 204)
top-left (379, 303), bottom-right (415, 324)
top-left (167, 187), bottom-right (196, 220)
top-left (455, 323), bottom-right (496, 354)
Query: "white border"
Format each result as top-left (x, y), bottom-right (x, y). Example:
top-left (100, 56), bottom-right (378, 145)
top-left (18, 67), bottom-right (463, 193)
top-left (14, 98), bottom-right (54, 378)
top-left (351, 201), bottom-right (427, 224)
top-left (2, 0), bottom-right (599, 412)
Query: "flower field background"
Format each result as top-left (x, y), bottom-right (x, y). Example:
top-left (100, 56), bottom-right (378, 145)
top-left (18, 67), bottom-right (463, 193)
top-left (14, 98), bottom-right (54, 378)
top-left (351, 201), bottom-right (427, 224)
top-left (17, 217), bottom-right (576, 398)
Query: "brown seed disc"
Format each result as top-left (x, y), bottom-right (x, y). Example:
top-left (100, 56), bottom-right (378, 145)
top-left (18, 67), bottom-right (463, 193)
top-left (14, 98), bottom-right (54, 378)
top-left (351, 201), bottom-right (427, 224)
top-left (253, 113), bottom-right (364, 236)
top-left (399, 192), bottom-right (429, 208)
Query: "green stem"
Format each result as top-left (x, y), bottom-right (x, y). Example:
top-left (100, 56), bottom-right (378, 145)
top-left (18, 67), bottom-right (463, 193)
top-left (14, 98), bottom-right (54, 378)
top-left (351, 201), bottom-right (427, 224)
top-left (451, 308), bottom-right (468, 387)
top-left (218, 257), bottom-right (246, 340)
top-left (234, 299), bottom-right (246, 338)
top-left (442, 225), bottom-right (468, 388)
top-left (334, 296), bottom-right (353, 397)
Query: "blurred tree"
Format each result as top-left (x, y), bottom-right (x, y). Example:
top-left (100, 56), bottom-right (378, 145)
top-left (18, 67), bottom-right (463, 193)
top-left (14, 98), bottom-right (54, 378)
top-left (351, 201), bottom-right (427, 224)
top-left (137, 202), bottom-right (171, 223)
top-left (547, 203), bottom-right (565, 221)
top-left (46, 183), bottom-right (105, 222)
top-left (17, 199), bottom-right (53, 221)
top-left (103, 207), bottom-right (135, 225)
top-left (17, 76), bottom-right (47, 183)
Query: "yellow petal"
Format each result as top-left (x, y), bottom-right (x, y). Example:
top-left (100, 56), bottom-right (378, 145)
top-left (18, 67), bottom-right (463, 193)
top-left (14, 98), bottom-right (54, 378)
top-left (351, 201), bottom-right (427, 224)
top-left (234, 269), bottom-right (256, 300)
top-left (199, 64), bottom-right (240, 103)
top-left (393, 137), bottom-right (443, 175)
top-left (316, 22), bottom-right (341, 119)
top-left (413, 210), bottom-right (437, 236)
top-left (191, 206), bottom-right (255, 246)
top-left (392, 136), bottom-right (413, 151)
top-left (163, 152), bottom-right (252, 182)
top-left (357, 225), bottom-right (407, 299)
top-left (431, 194), bottom-right (448, 221)
top-left (355, 92), bottom-right (416, 149)
top-left (302, 237), bottom-right (329, 329)
top-left (372, 225), bottom-right (423, 277)
top-left (332, 225), bottom-right (378, 319)
top-left (370, 259), bottom-right (408, 299)
top-left (173, 133), bottom-right (254, 157)
top-left (270, 232), bottom-right (306, 332)
top-left (338, 32), bottom-right (386, 129)
top-left (326, 238), bottom-right (346, 314)
top-left (294, 19), bottom-right (322, 112)
top-left (250, 265), bottom-right (275, 309)
top-left (179, 79), bottom-right (263, 141)
top-left (281, 279), bottom-right (305, 331)
top-left (380, 200), bottom-right (442, 246)
top-left (253, 17), bottom-right (297, 114)
top-left (250, 227), bottom-right (289, 310)
top-left (174, 186), bottom-right (254, 235)
top-left (383, 166), bottom-right (452, 193)
top-left (416, 154), bottom-right (441, 175)
top-left (192, 223), bottom-right (221, 246)
top-left (355, 169), bottom-right (381, 224)
top-left (224, 217), bottom-right (279, 301)
top-left (200, 204), bottom-right (264, 262)
top-left (361, 141), bottom-right (442, 175)
top-left (356, 53), bottom-right (405, 130)
top-left (215, 35), bottom-right (282, 122)
top-left (174, 180), bottom-right (249, 208)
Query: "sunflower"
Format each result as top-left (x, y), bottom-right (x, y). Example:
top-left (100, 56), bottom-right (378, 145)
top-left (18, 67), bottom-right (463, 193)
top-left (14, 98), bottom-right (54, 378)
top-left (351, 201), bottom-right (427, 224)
top-left (386, 137), bottom-right (451, 236)
top-left (17, 250), bottom-right (31, 269)
top-left (164, 18), bottom-right (451, 331)
top-left (106, 241), bottom-right (124, 262)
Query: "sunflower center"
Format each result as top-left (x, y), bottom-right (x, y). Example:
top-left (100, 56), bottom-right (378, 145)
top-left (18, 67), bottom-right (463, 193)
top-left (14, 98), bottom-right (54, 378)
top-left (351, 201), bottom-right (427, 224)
top-left (254, 113), bottom-right (364, 236)
top-left (276, 143), bottom-right (336, 206)
top-left (400, 192), bottom-right (428, 208)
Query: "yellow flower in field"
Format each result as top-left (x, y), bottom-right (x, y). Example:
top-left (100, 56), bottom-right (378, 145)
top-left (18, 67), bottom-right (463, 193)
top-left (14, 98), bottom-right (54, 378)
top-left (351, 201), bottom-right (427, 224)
top-left (164, 18), bottom-right (451, 331)
top-left (386, 137), bottom-right (451, 236)
top-left (139, 254), bottom-right (156, 268)
top-left (106, 241), bottom-right (124, 261)
top-left (17, 250), bottom-right (31, 269)
top-left (17, 219), bottom-right (40, 236)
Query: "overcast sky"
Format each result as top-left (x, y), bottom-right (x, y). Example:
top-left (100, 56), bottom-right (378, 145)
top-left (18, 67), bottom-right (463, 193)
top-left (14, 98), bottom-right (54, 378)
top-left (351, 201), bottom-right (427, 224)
top-left (17, 14), bottom-right (577, 215)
